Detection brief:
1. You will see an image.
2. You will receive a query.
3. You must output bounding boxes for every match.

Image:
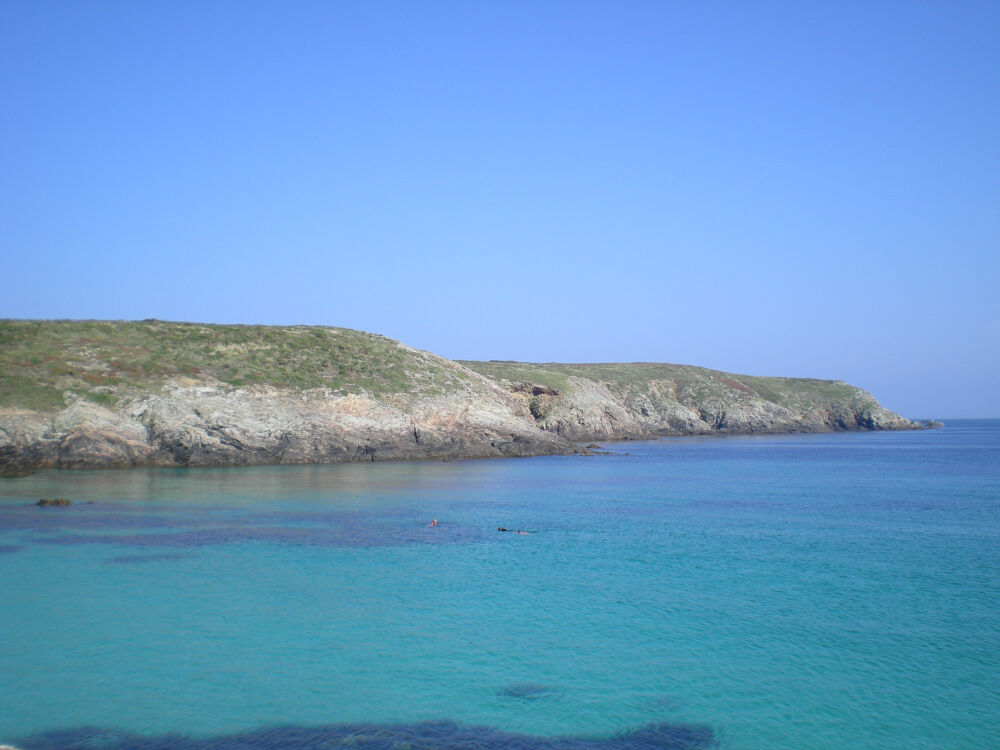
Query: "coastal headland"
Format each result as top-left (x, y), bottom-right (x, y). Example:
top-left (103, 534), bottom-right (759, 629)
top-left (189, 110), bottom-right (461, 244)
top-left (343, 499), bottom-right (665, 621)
top-left (0, 320), bottom-right (925, 475)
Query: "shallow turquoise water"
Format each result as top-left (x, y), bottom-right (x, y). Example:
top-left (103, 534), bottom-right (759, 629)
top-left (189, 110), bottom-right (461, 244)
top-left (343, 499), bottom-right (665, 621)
top-left (1, 421), bottom-right (998, 749)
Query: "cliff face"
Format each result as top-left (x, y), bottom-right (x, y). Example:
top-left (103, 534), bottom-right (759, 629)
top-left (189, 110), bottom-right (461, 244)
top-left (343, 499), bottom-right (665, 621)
top-left (0, 320), bottom-right (920, 475)
top-left (0, 384), bottom-right (572, 475)
top-left (460, 362), bottom-right (916, 442)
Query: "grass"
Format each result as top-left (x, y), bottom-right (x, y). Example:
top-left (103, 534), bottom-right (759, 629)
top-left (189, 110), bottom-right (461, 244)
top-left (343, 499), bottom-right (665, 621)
top-left (0, 319), bottom-right (475, 410)
top-left (459, 362), bottom-right (574, 394)
top-left (0, 319), bottom-right (878, 415)
top-left (0, 374), bottom-right (66, 411)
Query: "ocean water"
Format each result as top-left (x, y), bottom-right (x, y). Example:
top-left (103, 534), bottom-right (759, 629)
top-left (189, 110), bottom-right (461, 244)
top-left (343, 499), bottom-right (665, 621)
top-left (1, 420), bottom-right (998, 749)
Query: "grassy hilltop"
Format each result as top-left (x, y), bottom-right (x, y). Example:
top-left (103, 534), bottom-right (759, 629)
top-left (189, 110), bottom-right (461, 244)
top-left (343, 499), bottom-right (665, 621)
top-left (0, 319), bottom-right (477, 410)
top-left (0, 319), bottom-right (918, 474)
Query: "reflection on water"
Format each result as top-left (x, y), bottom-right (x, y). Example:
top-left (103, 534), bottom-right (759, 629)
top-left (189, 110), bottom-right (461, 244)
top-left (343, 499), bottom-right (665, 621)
top-left (0, 456), bottom-right (556, 509)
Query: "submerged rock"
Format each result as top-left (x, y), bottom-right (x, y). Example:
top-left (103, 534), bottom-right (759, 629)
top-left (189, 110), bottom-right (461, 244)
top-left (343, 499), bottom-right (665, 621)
top-left (36, 498), bottom-right (72, 507)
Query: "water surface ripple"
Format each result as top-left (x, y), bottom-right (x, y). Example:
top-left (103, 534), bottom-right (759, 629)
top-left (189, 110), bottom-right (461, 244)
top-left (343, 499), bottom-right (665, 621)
top-left (2, 421), bottom-right (998, 750)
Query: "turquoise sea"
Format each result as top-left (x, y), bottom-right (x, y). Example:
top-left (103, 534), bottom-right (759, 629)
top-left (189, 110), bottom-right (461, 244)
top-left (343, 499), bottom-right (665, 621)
top-left (1, 420), bottom-right (998, 749)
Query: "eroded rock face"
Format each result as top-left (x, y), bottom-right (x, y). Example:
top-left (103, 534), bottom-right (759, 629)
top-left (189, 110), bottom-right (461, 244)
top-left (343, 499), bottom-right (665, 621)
top-left (529, 377), bottom-right (648, 441)
top-left (485, 369), bottom-right (917, 444)
top-left (0, 374), bottom-right (575, 473)
top-left (0, 361), bottom-right (920, 475)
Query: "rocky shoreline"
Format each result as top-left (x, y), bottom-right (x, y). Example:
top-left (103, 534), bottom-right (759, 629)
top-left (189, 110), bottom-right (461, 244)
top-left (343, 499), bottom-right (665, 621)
top-left (0, 371), bottom-right (926, 477)
top-left (0, 321), bottom-right (929, 476)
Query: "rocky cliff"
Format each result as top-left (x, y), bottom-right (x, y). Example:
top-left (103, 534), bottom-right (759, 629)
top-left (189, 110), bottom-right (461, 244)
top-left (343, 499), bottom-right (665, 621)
top-left (0, 320), bottom-right (921, 475)
top-left (461, 361), bottom-right (918, 440)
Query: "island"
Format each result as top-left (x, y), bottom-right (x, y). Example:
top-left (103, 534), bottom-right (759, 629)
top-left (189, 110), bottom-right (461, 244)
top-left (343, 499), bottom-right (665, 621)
top-left (0, 320), bottom-right (927, 476)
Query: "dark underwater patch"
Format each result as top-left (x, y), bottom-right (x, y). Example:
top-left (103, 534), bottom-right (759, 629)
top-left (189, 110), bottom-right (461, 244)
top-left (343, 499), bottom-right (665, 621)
top-left (0, 543), bottom-right (20, 554)
top-left (24, 518), bottom-right (486, 551)
top-left (0, 504), bottom-right (210, 532)
top-left (14, 720), bottom-right (716, 750)
top-left (0, 500), bottom-right (487, 551)
top-left (497, 682), bottom-right (560, 700)
top-left (105, 551), bottom-right (193, 564)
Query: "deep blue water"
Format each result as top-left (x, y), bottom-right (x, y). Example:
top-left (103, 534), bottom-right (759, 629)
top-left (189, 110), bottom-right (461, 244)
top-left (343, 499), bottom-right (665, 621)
top-left (1, 420), bottom-right (998, 749)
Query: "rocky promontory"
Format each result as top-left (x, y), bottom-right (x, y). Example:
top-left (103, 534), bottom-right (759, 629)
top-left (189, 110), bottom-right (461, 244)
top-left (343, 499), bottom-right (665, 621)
top-left (0, 320), bottom-right (924, 475)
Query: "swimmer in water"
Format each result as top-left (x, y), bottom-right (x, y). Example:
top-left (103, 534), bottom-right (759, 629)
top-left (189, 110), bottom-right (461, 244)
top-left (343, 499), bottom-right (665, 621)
top-left (498, 526), bottom-right (509, 532)
top-left (429, 519), bottom-right (438, 527)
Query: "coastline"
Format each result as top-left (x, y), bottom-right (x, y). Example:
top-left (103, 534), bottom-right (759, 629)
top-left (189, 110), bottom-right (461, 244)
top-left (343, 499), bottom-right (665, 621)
top-left (0, 321), bottom-right (925, 476)
top-left (0, 411), bottom-right (930, 478)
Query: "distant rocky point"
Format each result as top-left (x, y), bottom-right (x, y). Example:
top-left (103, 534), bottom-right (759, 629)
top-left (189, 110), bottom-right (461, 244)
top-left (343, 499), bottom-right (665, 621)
top-left (0, 320), bottom-right (927, 475)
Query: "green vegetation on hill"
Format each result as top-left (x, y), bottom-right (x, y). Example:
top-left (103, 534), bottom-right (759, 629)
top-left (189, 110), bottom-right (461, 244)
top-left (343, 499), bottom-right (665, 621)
top-left (0, 320), bottom-right (888, 423)
top-left (0, 319), bottom-right (472, 410)
top-left (461, 360), bottom-right (870, 412)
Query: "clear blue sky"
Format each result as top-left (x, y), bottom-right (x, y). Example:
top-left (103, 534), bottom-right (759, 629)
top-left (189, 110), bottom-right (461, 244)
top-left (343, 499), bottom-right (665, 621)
top-left (2, 1), bottom-right (997, 418)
